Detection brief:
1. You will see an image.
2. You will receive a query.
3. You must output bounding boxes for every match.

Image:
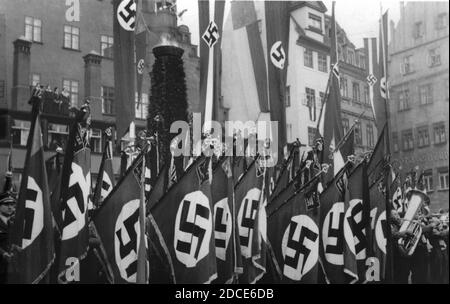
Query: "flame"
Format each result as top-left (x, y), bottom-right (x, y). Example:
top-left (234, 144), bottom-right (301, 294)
top-left (157, 33), bottom-right (180, 47)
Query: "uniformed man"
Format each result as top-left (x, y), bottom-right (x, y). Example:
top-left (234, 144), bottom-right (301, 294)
top-left (0, 191), bottom-right (16, 284)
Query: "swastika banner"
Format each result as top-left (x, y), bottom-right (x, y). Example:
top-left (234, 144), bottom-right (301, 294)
top-left (149, 157), bottom-right (217, 284)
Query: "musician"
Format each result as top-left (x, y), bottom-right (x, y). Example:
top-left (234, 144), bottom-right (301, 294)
top-left (390, 209), bottom-right (413, 284)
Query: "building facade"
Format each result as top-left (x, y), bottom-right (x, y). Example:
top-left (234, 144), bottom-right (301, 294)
top-left (0, 0), bottom-right (199, 189)
top-left (388, 2), bottom-right (449, 211)
top-left (286, 2), bottom-right (376, 159)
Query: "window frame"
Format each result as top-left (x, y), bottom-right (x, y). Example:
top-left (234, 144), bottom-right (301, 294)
top-left (11, 119), bottom-right (31, 147)
top-left (402, 129), bottom-right (414, 151)
top-left (63, 25), bottom-right (80, 50)
top-left (304, 48), bottom-right (314, 69)
top-left (352, 82), bottom-right (360, 102)
top-left (308, 13), bottom-right (322, 31)
top-left (433, 123), bottom-right (447, 145)
top-left (62, 79), bottom-right (79, 107)
top-left (318, 53), bottom-right (328, 73)
top-left (101, 86), bottom-right (115, 115)
top-left (438, 168), bottom-right (449, 190)
top-left (25, 16), bottom-right (42, 43)
top-left (100, 35), bottom-right (114, 59)
top-left (416, 126), bottom-right (430, 148)
top-left (419, 84), bottom-right (433, 105)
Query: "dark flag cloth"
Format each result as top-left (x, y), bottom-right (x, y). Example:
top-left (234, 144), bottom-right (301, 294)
top-left (367, 125), bottom-right (390, 282)
top-left (270, 144), bottom-right (298, 200)
top-left (265, 1), bottom-right (290, 164)
top-left (235, 159), bottom-right (267, 283)
top-left (57, 103), bottom-right (91, 283)
top-left (7, 97), bottom-right (55, 284)
top-left (146, 164), bottom-right (168, 210)
top-left (316, 3), bottom-right (343, 185)
top-left (344, 163), bottom-right (371, 283)
top-left (318, 166), bottom-right (359, 284)
top-left (211, 157), bottom-right (242, 283)
top-left (113, 0), bottom-right (136, 139)
top-left (92, 153), bottom-right (147, 284)
top-left (93, 128), bottom-right (115, 208)
top-left (267, 179), bottom-right (321, 283)
top-left (372, 11), bottom-right (389, 132)
top-left (45, 151), bottom-right (64, 233)
top-left (148, 157), bottom-right (217, 284)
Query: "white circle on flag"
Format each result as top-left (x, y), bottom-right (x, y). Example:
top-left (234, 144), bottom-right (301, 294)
top-left (322, 202), bottom-right (345, 266)
top-left (114, 199), bottom-right (140, 282)
top-left (174, 191), bottom-right (212, 268)
top-left (375, 211), bottom-right (387, 254)
top-left (281, 215), bottom-right (319, 281)
top-left (237, 188), bottom-right (262, 258)
top-left (22, 176), bottom-right (44, 249)
top-left (343, 199), bottom-right (367, 260)
top-left (214, 198), bottom-right (232, 261)
top-left (117, 0), bottom-right (136, 32)
top-left (270, 41), bottom-right (286, 69)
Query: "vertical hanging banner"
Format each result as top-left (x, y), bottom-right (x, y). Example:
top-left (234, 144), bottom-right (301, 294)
top-left (57, 103), bottom-right (91, 283)
top-left (149, 157), bottom-right (217, 284)
top-left (93, 154), bottom-right (147, 283)
top-left (113, 0), bottom-right (136, 139)
top-left (267, 180), bottom-right (321, 283)
top-left (265, 1), bottom-right (290, 164)
top-left (8, 97), bottom-right (55, 284)
top-left (199, 0), bottom-right (225, 127)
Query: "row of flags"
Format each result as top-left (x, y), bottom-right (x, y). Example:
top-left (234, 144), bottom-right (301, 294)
top-left (5, 0), bottom-right (395, 284)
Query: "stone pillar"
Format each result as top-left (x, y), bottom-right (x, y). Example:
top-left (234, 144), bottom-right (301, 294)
top-left (12, 38), bottom-right (32, 110)
top-left (83, 51), bottom-right (102, 119)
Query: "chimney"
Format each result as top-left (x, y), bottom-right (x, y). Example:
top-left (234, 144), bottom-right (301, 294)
top-left (83, 51), bottom-right (102, 118)
top-left (12, 37), bottom-right (31, 110)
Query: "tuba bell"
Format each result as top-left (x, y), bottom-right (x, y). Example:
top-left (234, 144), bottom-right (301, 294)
top-left (397, 189), bottom-right (429, 257)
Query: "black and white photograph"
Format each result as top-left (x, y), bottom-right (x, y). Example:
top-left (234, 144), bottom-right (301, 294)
top-left (0, 0), bottom-right (448, 295)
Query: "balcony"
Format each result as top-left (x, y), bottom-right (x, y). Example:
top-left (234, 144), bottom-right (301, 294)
top-left (40, 89), bottom-right (72, 117)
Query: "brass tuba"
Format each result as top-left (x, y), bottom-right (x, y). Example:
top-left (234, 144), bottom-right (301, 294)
top-left (397, 189), bottom-right (429, 257)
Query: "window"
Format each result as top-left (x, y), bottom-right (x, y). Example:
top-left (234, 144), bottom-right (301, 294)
top-left (342, 118), bottom-right (350, 134)
top-left (423, 170), bottom-right (433, 192)
top-left (438, 168), bottom-right (449, 190)
top-left (319, 91), bottom-right (325, 108)
top-left (11, 120), bottom-right (30, 146)
top-left (347, 49), bottom-right (355, 65)
top-left (31, 74), bottom-right (40, 86)
top-left (90, 129), bottom-right (102, 153)
top-left (305, 87), bottom-right (316, 121)
top-left (304, 48), bottom-right (313, 68)
top-left (0, 80), bottom-right (5, 98)
top-left (364, 86), bottom-right (370, 105)
top-left (135, 92), bottom-right (149, 119)
top-left (359, 54), bottom-right (366, 69)
top-left (101, 86), bottom-right (115, 115)
top-left (435, 13), bottom-right (448, 30)
top-left (318, 53), bottom-right (327, 73)
top-left (355, 122), bottom-right (362, 145)
top-left (308, 127), bottom-right (316, 147)
top-left (434, 123), bottom-right (446, 144)
top-left (101, 35), bottom-right (114, 59)
top-left (392, 132), bottom-right (399, 153)
top-left (287, 124), bottom-right (293, 141)
top-left (64, 25), bottom-right (80, 50)
top-left (366, 123), bottom-right (374, 148)
top-left (308, 13), bottom-right (322, 31)
top-left (419, 84), bottom-right (433, 105)
top-left (416, 126), bottom-right (430, 148)
top-left (25, 17), bottom-right (42, 42)
top-left (352, 82), bottom-right (360, 102)
top-left (402, 130), bottom-right (414, 151)
top-left (340, 77), bottom-right (348, 98)
top-left (428, 48), bottom-right (441, 67)
top-left (285, 86), bottom-right (291, 107)
top-left (398, 89), bottom-right (410, 111)
top-left (402, 55), bottom-right (414, 74)
top-left (48, 123), bottom-right (69, 150)
top-left (63, 79), bottom-right (79, 107)
top-left (413, 21), bottom-right (424, 39)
